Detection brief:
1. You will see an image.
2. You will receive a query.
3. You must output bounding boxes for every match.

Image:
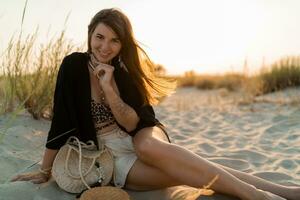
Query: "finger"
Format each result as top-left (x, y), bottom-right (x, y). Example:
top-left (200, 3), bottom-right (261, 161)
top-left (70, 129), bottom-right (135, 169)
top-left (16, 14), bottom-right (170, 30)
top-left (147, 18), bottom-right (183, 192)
top-left (97, 69), bottom-right (106, 79)
top-left (31, 177), bottom-right (47, 184)
top-left (17, 175), bottom-right (33, 181)
top-left (10, 174), bottom-right (32, 181)
top-left (94, 67), bottom-right (105, 78)
top-left (17, 173), bottom-right (40, 181)
top-left (10, 175), bottom-right (21, 182)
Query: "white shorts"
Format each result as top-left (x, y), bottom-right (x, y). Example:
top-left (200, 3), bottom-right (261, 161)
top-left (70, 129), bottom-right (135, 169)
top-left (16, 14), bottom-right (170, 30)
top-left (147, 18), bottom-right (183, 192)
top-left (96, 127), bottom-right (137, 188)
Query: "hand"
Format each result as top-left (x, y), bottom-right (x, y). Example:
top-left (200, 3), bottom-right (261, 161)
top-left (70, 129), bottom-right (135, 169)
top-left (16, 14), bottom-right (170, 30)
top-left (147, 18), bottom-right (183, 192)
top-left (93, 63), bottom-right (115, 91)
top-left (10, 170), bottom-right (50, 184)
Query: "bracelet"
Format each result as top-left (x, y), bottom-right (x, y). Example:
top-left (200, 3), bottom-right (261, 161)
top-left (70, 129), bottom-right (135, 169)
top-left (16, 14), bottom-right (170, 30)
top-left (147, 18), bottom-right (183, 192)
top-left (39, 167), bottom-right (52, 176)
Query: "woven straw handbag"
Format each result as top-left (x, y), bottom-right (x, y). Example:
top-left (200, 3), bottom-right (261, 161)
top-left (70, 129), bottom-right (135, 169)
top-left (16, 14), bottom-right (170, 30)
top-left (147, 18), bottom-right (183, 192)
top-left (79, 186), bottom-right (130, 200)
top-left (52, 136), bottom-right (114, 193)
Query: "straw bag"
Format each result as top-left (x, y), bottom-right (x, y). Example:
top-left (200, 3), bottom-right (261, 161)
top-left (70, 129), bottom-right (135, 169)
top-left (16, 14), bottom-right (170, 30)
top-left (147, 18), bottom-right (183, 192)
top-left (52, 136), bottom-right (114, 193)
top-left (79, 186), bottom-right (130, 200)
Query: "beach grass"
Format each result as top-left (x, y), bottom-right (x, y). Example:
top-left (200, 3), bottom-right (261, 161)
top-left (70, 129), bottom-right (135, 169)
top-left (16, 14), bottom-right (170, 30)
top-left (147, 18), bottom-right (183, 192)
top-left (0, 31), bottom-right (82, 118)
top-left (174, 71), bottom-right (249, 91)
top-left (259, 56), bottom-right (300, 94)
top-left (0, 0), bottom-right (81, 118)
top-left (175, 56), bottom-right (300, 96)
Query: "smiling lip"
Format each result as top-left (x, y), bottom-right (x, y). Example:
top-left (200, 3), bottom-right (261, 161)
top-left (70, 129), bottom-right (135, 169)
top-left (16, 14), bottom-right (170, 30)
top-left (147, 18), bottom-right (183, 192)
top-left (98, 52), bottom-right (110, 59)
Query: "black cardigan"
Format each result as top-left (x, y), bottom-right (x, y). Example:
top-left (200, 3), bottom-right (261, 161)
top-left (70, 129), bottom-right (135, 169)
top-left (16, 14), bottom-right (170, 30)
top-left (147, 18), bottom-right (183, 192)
top-left (46, 52), bottom-right (165, 149)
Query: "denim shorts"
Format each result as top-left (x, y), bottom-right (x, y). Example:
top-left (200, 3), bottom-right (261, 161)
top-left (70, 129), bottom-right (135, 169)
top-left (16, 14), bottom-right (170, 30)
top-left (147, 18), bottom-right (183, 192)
top-left (96, 127), bottom-right (137, 188)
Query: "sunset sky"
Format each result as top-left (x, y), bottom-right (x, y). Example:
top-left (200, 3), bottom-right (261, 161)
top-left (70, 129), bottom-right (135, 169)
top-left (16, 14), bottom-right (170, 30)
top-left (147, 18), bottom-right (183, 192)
top-left (1, 0), bottom-right (300, 75)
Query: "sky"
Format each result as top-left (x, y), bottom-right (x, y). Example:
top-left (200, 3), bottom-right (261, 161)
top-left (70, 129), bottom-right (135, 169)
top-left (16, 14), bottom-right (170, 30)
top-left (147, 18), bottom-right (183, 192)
top-left (1, 0), bottom-right (300, 75)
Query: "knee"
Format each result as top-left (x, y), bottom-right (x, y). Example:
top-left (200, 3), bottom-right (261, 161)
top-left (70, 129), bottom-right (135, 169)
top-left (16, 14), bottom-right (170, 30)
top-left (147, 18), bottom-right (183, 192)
top-left (133, 130), bottom-right (159, 161)
top-left (133, 136), bottom-right (154, 159)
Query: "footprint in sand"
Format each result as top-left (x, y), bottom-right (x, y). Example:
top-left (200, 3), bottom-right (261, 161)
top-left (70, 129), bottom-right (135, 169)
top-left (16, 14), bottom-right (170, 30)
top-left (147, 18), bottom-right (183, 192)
top-left (198, 143), bottom-right (217, 154)
top-left (279, 159), bottom-right (298, 170)
top-left (229, 150), bottom-right (268, 165)
top-left (253, 172), bottom-right (293, 183)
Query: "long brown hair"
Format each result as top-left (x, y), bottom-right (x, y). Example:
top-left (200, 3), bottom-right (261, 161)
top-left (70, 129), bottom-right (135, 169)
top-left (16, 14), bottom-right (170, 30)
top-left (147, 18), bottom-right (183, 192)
top-left (88, 8), bottom-right (176, 105)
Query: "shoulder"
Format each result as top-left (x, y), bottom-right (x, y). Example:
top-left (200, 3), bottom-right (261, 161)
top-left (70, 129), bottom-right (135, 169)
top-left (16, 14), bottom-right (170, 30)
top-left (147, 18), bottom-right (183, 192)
top-left (63, 52), bottom-right (88, 66)
top-left (59, 52), bottom-right (89, 73)
top-left (65, 52), bottom-right (89, 60)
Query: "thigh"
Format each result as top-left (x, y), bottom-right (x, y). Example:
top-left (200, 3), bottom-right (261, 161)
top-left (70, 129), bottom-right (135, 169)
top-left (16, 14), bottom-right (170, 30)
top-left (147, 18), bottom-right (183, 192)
top-left (125, 159), bottom-right (180, 191)
top-left (133, 126), bottom-right (174, 165)
top-left (133, 126), bottom-right (170, 144)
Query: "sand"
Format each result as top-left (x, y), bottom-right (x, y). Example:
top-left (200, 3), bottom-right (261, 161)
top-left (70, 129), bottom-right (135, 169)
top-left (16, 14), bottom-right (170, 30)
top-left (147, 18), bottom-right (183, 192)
top-left (0, 87), bottom-right (299, 200)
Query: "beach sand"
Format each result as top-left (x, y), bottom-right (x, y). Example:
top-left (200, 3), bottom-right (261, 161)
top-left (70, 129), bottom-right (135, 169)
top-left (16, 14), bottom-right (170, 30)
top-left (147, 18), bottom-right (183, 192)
top-left (0, 87), bottom-right (299, 200)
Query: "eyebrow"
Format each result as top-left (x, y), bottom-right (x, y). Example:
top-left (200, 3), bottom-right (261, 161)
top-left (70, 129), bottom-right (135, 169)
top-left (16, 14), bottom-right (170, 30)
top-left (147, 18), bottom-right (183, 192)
top-left (96, 33), bottom-right (120, 40)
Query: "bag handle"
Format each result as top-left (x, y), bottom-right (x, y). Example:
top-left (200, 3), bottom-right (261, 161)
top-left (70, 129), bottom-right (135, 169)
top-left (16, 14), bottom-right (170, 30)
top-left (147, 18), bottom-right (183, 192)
top-left (65, 148), bottom-right (96, 178)
top-left (65, 136), bottom-right (94, 190)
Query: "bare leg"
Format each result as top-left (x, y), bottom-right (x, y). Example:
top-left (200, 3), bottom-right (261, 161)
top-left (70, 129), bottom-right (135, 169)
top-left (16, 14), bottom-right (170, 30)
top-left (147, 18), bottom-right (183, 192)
top-left (125, 159), bottom-right (180, 190)
top-left (125, 159), bottom-right (288, 200)
top-left (131, 127), bottom-right (294, 200)
top-left (217, 164), bottom-right (300, 200)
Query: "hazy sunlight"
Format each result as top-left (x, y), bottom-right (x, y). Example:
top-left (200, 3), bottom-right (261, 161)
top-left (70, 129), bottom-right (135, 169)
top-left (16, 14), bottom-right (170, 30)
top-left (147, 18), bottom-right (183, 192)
top-left (1, 0), bottom-right (300, 75)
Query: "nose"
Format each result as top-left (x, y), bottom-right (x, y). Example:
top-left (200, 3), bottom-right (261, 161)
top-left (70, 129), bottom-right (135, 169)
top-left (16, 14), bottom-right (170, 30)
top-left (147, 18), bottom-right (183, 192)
top-left (101, 40), bottom-right (111, 52)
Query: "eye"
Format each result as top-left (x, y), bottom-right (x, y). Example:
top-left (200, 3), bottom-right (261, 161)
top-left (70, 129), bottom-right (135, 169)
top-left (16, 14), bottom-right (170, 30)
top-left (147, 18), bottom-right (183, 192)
top-left (96, 34), bottom-right (104, 40)
top-left (112, 38), bottom-right (120, 43)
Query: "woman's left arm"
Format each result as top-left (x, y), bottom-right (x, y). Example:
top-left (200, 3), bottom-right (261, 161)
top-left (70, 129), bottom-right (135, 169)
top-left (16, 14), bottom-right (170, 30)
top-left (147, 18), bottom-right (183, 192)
top-left (104, 84), bottom-right (140, 132)
top-left (94, 63), bottom-right (139, 132)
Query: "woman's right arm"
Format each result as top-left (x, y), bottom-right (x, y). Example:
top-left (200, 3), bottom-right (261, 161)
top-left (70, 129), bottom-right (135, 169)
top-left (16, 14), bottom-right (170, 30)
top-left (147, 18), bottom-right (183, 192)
top-left (40, 148), bottom-right (58, 172)
top-left (11, 148), bottom-right (58, 184)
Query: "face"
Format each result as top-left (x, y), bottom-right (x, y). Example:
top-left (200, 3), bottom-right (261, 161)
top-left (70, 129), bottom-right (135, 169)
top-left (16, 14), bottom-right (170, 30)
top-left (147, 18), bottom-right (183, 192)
top-left (90, 23), bottom-right (122, 64)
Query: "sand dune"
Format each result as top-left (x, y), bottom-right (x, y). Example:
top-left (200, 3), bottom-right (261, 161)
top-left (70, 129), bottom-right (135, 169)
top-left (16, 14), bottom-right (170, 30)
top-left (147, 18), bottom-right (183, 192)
top-left (0, 87), bottom-right (299, 199)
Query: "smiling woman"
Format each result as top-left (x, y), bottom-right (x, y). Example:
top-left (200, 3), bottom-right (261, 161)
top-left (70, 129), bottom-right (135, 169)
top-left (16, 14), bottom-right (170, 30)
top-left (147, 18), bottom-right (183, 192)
top-left (9, 7), bottom-right (300, 200)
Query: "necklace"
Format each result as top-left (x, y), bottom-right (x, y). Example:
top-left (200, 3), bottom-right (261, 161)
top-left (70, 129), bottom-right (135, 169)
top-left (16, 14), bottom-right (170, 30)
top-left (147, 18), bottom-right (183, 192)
top-left (88, 60), bottom-right (105, 103)
top-left (90, 53), bottom-right (99, 66)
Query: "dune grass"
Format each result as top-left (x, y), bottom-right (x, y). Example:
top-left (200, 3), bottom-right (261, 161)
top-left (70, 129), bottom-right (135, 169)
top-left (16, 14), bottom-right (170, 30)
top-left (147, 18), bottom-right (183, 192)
top-left (175, 55), bottom-right (300, 96)
top-left (0, 31), bottom-right (82, 119)
top-left (259, 56), bottom-right (300, 93)
top-left (0, 0), bottom-right (82, 119)
top-left (174, 72), bottom-right (249, 91)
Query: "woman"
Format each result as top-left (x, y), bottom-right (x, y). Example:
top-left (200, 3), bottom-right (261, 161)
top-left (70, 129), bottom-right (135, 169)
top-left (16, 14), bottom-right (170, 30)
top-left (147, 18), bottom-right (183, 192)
top-left (11, 8), bottom-right (299, 200)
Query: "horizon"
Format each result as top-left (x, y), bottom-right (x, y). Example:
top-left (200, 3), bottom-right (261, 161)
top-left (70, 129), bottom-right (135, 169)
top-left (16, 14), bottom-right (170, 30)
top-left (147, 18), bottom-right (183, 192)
top-left (1, 0), bottom-right (300, 75)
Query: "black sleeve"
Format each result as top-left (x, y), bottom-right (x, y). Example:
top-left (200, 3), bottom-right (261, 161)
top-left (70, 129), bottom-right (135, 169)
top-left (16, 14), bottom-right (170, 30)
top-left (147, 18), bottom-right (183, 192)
top-left (46, 56), bottom-right (78, 149)
top-left (120, 76), bottom-right (160, 136)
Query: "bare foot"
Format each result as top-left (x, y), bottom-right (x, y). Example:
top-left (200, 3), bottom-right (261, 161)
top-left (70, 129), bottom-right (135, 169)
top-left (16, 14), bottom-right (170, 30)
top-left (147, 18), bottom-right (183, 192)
top-left (258, 189), bottom-right (286, 200)
top-left (286, 186), bottom-right (300, 200)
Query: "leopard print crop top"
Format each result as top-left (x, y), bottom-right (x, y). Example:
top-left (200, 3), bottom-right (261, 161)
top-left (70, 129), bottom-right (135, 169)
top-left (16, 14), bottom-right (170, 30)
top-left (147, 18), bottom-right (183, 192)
top-left (90, 99), bottom-right (116, 131)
